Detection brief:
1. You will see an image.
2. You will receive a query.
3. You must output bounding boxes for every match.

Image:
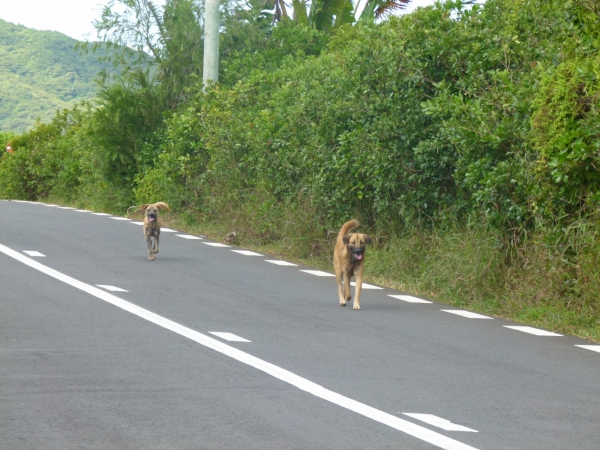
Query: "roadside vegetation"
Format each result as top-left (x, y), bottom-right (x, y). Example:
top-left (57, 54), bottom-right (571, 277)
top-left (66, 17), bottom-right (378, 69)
top-left (1, 0), bottom-right (599, 342)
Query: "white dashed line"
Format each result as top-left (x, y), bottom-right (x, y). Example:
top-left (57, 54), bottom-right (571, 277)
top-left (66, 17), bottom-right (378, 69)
top-left (46, 204), bottom-right (59, 207)
top-left (265, 260), bottom-right (298, 266)
top-left (350, 281), bottom-right (383, 290)
top-left (176, 235), bottom-right (203, 240)
top-left (202, 242), bottom-right (231, 247)
top-left (74, 210), bottom-right (90, 212)
top-left (91, 213), bottom-right (111, 216)
top-left (503, 326), bottom-right (562, 336)
top-left (109, 217), bottom-right (131, 221)
top-left (130, 222), bottom-right (144, 225)
top-left (403, 414), bottom-right (478, 432)
top-left (231, 250), bottom-right (263, 256)
top-left (575, 345), bottom-right (600, 353)
top-left (0, 242), bottom-right (480, 450)
top-left (23, 251), bottom-right (45, 257)
top-left (58, 206), bottom-right (76, 209)
top-left (388, 295), bottom-right (432, 304)
top-left (209, 332), bottom-right (252, 342)
top-left (442, 310), bottom-right (492, 319)
top-left (300, 270), bottom-right (335, 277)
top-left (160, 228), bottom-right (178, 233)
top-left (96, 285), bottom-right (129, 292)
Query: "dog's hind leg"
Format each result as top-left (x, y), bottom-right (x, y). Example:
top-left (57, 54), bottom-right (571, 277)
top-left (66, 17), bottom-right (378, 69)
top-left (343, 271), bottom-right (352, 304)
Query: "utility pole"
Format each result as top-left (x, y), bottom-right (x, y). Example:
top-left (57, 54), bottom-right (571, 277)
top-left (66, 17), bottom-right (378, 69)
top-left (203, 0), bottom-right (220, 90)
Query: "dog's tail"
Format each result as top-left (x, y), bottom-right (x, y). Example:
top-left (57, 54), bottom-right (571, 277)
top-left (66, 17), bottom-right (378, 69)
top-left (338, 219), bottom-right (360, 240)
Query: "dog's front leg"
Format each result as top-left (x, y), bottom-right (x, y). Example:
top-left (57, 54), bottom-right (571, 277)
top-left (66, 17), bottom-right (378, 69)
top-left (343, 271), bottom-right (352, 304)
top-left (353, 272), bottom-right (363, 310)
top-left (154, 232), bottom-right (160, 255)
top-left (146, 234), bottom-right (155, 261)
top-left (336, 271), bottom-right (347, 306)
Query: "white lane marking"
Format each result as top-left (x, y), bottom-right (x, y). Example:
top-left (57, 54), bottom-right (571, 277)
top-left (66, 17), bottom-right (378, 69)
top-left (575, 345), bottom-right (600, 353)
top-left (442, 310), bottom-right (492, 319)
top-left (300, 270), bottom-right (335, 277)
top-left (130, 222), bottom-right (144, 225)
top-left (209, 332), bottom-right (252, 342)
top-left (202, 242), bottom-right (231, 247)
top-left (161, 228), bottom-right (178, 233)
top-left (46, 204), bottom-right (59, 207)
top-left (23, 251), bottom-right (45, 257)
top-left (0, 242), bottom-right (478, 450)
top-left (350, 281), bottom-right (383, 290)
top-left (58, 207), bottom-right (76, 209)
top-left (389, 295), bottom-right (432, 304)
top-left (503, 326), bottom-right (562, 336)
top-left (265, 260), bottom-right (298, 266)
top-left (91, 213), bottom-right (111, 216)
top-left (96, 285), bottom-right (129, 292)
top-left (403, 414), bottom-right (478, 432)
top-left (176, 235), bottom-right (203, 240)
top-left (110, 217), bottom-right (131, 221)
top-left (231, 250), bottom-right (263, 256)
top-left (74, 210), bottom-right (90, 212)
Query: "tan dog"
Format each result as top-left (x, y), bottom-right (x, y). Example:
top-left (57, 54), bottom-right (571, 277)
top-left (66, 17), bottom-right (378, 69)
top-left (138, 202), bottom-right (170, 261)
top-left (334, 219), bottom-right (372, 310)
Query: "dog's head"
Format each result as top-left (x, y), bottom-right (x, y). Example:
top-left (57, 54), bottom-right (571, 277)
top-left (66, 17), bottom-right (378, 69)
top-left (342, 233), bottom-right (372, 261)
top-left (139, 202), bottom-right (170, 223)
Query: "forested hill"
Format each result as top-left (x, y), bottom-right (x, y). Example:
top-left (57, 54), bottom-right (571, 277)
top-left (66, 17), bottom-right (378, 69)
top-left (0, 18), bottom-right (112, 132)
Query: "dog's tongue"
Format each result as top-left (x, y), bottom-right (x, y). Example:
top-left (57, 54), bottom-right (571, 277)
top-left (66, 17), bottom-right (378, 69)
top-left (355, 253), bottom-right (363, 260)
top-left (149, 216), bottom-right (155, 222)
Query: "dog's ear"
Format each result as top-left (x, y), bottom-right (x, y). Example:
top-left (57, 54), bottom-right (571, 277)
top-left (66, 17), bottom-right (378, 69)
top-left (155, 202), bottom-right (170, 211)
top-left (363, 234), bottom-right (372, 245)
top-left (138, 204), bottom-right (149, 212)
top-left (342, 234), bottom-right (351, 245)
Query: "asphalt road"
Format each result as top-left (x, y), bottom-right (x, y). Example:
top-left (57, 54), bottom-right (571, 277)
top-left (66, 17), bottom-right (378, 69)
top-left (1, 199), bottom-right (599, 450)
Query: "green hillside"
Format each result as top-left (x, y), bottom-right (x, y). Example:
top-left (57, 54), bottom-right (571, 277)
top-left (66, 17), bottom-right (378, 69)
top-left (0, 18), bottom-right (113, 132)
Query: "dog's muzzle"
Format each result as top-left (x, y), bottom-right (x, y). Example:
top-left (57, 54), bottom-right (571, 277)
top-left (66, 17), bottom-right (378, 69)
top-left (147, 214), bottom-right (156, 222)
top-left (352, 250), bottom-right (364, 261)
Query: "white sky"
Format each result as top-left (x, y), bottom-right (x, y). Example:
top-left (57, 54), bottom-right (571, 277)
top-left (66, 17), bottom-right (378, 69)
top-left (0, 0), bottom-right (439, 42)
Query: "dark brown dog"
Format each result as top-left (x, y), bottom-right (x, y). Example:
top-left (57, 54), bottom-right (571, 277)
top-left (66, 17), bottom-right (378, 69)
top-left (334, 219), bottom-right (372, 310)
top-left (138, 202), bottom-right (170, 261)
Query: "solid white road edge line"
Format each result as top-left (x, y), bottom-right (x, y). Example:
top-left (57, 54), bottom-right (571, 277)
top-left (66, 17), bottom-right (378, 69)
top-left (0, 242), bottom-right (478, 450)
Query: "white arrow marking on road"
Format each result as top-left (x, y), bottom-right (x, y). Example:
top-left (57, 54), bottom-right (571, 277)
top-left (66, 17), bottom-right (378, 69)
top-left (403, 414), bottom-right (478, 432)
top-left (0, 242), bottom-right (479, 450)
top-left (442, 310), bottom-right (492, 319)
top-left (209, 332), bottom-right (251, 342)
top-left (23, 251), bottom-right (45, 257)
top-left (503, 326), bottom-right (562, 336)
top-left (96, 285), bottom-right (129, 292)
top-left (388, 294), bottom-right (432, 303)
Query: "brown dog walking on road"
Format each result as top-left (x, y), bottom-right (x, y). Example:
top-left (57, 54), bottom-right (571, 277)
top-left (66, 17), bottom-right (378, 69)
top-left (138, 202), bottom-right (170, 261)
top-left (334, 219), bottom-right (372, 310)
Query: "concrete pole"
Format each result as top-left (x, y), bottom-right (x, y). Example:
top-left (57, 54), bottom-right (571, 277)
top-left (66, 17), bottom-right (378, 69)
top-left (203, 0), bottom-right (220, 90)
